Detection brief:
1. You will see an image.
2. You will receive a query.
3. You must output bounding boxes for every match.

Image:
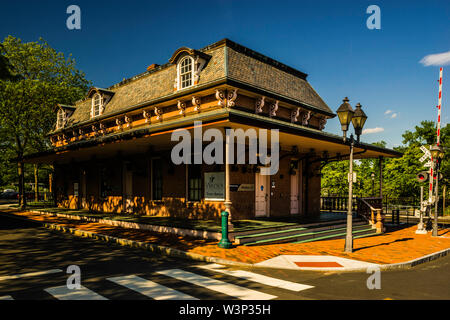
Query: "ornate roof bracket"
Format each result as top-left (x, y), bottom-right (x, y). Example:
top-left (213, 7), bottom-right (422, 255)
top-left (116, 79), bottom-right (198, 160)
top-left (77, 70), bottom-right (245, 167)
top-left (124, 115), bottom-right (132, 128)
top-left (291, 107), bottom-right (300, 123)
top-left (227, 89), bottom-right (238, 108)
top-left (192, 96), bottom-right (201, 112)
top-left (216, 90), bottom-right (225, 107)
top-left (116, 118), bottom-right (123, 130)
top-left (319, 117), bottom-right (327, 130)
top-left (99, 123), bottom-right (106, 135)
top-left (269, 100), bottom-right (279, 117)
top-left (302, 111), bottom-right (311, 126)
top-left (154, 107), bottom-right (163, 121)
top-left (177, 100), bottom-right (186, 116)
top-left (143, 110), bottom-right (152, 123)
top-left (255, 96), bottom-right (265, 114)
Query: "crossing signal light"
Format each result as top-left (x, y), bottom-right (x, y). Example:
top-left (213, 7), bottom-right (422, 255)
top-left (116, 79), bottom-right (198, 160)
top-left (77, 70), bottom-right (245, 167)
top-left (416, 171), bottom-right (429, 182)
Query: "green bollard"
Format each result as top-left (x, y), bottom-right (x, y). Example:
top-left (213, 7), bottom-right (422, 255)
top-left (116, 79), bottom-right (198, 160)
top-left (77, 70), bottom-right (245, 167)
top-left (218, 210), bottom-right (233, 249)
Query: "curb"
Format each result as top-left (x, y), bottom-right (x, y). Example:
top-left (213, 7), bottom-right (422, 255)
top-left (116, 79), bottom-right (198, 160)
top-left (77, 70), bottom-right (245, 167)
top-left (2, 211), bottom-right (449, 273)
top-left (1, 211), bottom-right (250, 268)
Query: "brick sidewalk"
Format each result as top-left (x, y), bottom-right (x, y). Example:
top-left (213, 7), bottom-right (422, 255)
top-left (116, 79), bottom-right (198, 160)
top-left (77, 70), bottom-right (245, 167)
top-left (4, 209), bottom-right (450, 265)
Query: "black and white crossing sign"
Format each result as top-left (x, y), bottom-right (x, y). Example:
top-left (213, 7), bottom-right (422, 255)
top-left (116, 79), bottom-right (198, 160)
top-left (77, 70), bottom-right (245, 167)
top-left (419, 146), bottom-right (432, 165)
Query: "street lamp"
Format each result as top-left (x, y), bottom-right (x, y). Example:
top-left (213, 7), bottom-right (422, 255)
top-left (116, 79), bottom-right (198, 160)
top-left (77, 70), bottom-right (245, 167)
top-left (336, 97), bottom-right (354, 142)
top-left (336, 98), bottom-right (367, 253)
top-left (430, 144), bottom-right (444, 237)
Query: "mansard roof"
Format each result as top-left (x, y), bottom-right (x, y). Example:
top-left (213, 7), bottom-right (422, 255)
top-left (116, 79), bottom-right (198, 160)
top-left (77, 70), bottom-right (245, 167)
top-left (59, 39), bottom-right (334, 131)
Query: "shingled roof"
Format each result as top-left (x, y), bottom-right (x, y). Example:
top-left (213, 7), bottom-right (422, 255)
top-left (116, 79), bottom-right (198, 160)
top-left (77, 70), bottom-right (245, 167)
top-left (62, 39), bottom-right (334, 130)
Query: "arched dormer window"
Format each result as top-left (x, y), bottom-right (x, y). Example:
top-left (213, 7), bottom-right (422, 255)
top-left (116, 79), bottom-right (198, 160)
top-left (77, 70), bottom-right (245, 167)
top-left (91, 93), bottom-right (103, 118)
top-left (178, 56), bottom-right (194, 90)
top-left (56, 109), bottom-right (66, 129)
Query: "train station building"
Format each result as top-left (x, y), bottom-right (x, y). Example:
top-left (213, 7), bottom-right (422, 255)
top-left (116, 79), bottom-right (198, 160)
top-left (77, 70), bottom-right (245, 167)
top-left (24, 39), bottom-right (401, 222)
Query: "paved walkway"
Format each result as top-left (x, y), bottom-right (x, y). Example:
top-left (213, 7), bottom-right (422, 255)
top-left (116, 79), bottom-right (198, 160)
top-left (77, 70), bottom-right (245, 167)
top-left (2, 209), bottom-right (450, 266)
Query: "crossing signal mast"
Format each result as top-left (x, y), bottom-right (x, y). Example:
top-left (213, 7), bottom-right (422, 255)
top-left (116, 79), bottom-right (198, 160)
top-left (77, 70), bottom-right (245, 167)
top-left (417, 68), bottom-right (445, 235)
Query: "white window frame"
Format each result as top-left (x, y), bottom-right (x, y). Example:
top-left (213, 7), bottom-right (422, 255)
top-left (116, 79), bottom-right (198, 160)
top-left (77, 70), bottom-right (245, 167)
top-left (177, 56), bottom-right (194, 90)
top-left (91, 93), bottom-right (103, 118)
top-left (56, 109), bottom-right (66, 129)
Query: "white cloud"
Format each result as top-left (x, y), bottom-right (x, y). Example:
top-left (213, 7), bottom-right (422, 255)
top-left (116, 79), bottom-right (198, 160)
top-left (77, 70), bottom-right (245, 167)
top-left (384, 110), bottom-right (393, 115)
top-left (362, 127), bottom-right (384, 134)
top-left (391, 113), bottom-right (398, 119)
top-left (420, 51), bottom-right (450, 66)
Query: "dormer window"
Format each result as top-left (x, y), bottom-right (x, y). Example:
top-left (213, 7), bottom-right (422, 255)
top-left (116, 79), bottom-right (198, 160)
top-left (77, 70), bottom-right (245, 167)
top-left (91, 93), bottom-right (103, 118)
top-left (56, 109), bottom-right (66, 129)
top-left (178, 56), bottom-right (194, 89)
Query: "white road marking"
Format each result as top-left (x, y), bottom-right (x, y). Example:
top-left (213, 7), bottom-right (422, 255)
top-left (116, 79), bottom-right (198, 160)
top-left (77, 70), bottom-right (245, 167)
top-left (0, 269), bottom-right (63, 281)
top-left (0, 295), bottom-right (13, 300)
top-left (156, 269), bottom-right (276, 300)
top-left (107, 275), bottom-right (197, 300)
top-left (198, 264), bottom-right (314, 292)
top-left (45, 285), bottom-right (108, 300)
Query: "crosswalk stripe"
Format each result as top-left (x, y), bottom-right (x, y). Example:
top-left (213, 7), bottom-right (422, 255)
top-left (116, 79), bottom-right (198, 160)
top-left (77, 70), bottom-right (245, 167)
top-left (45, 285), bottom-right (108, 300)
top-left (107, 275), bottom-right (197, 300)
top-left (0, 295), bottom-right (13, 300)
top-left (0, 269), bottom-right (62, 281)
top-left (156, 269), bottom-right (276, 300)
top-left (198, 264), bottom-right (314, 292)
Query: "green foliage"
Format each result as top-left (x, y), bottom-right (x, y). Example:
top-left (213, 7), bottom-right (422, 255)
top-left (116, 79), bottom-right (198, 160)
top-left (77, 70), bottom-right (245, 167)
top-left (321, 122), bottom-right (450, 199)
top-left (0, 36), bottom-right (91, 191)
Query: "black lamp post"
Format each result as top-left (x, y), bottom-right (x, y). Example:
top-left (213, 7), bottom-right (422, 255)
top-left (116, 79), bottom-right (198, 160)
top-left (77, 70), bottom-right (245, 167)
top-left (430, 144), bottom-right (444, 237)
top-left (336, 98), bottom-right (367, 253)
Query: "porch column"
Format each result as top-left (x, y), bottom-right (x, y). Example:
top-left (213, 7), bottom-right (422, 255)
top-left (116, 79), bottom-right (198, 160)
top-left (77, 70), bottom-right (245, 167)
top-left (379, 156), bottom-right (383, 198)
top-left (224, 127), bottom-right (233, 228)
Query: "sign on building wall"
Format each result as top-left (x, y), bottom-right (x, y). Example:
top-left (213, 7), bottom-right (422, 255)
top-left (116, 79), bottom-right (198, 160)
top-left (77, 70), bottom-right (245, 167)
top-left (204, 172), bottom-right (225, 200)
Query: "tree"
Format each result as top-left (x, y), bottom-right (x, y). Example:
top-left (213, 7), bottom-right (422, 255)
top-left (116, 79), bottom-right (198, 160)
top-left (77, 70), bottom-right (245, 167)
top-left (0, 36), bottom-right (91, 208)
top-left (321, 121), bottom-right (450, 205)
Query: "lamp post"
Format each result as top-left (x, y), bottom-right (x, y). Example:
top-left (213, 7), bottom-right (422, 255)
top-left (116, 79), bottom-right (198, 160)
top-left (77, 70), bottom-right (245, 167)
top-left (430, 144), bottom-right (444, 237)
top-left (337, 98), bottom-right (367, 253)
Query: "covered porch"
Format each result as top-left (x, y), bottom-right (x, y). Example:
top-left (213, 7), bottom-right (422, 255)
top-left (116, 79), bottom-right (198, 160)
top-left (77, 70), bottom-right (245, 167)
top-left (23, 108), bottom-right (401, 224)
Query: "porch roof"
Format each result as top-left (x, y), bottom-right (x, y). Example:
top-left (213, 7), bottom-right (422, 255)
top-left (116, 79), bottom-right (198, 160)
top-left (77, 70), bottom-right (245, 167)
top-left (22, 108), bottom-right (402, 164)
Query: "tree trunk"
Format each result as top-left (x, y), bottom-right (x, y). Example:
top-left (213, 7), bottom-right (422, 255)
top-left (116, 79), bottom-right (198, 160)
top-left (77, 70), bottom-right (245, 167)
top-left (18, 160), bottom-right (26, 209)
top-left (34, 164), bottom-right (39, 203)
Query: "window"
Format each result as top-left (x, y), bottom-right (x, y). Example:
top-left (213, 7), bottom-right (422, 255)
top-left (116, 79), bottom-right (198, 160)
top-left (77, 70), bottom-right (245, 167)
top-left (92, 93), bottom-right (103, 118)
top-left (178, 56), bottom-right (193, 89)
top-left (152, 158), bottom-right (163, 201)
top-left (188, 164), bottom-right (202, 201)
top-left (56, 109), bottom-right (66, 129)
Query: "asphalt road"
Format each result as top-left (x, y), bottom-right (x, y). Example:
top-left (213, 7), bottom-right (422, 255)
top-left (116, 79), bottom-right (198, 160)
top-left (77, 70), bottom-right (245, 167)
top-left (0, 213), bottom-right (449, 301)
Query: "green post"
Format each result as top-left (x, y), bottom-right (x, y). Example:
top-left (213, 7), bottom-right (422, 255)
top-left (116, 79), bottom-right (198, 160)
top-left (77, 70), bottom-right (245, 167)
top-left (218, 211), bottom-right (233, 249)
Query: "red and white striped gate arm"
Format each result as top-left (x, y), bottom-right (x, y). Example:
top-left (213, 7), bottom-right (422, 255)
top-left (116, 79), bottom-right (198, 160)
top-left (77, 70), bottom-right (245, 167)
top-left (437, 67), bottom-right (443, 146)
top-left (430, 68), bottom-right (443, 202)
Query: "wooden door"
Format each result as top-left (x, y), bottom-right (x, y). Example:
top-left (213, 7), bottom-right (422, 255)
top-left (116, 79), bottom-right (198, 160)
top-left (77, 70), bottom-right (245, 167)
top-left (255, 172), bottom-right (270, 217)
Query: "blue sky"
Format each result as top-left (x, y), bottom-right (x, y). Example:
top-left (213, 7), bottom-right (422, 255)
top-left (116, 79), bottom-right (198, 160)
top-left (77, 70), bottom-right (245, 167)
top-left (1, 0), bottom-right (449, 148)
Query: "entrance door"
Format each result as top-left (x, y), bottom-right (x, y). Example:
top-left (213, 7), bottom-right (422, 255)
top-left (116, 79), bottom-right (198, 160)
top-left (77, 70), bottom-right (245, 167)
top-left (290, 160), bottom-right (302, 215)
top-left (255, 172), bottom-right (270, 217)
